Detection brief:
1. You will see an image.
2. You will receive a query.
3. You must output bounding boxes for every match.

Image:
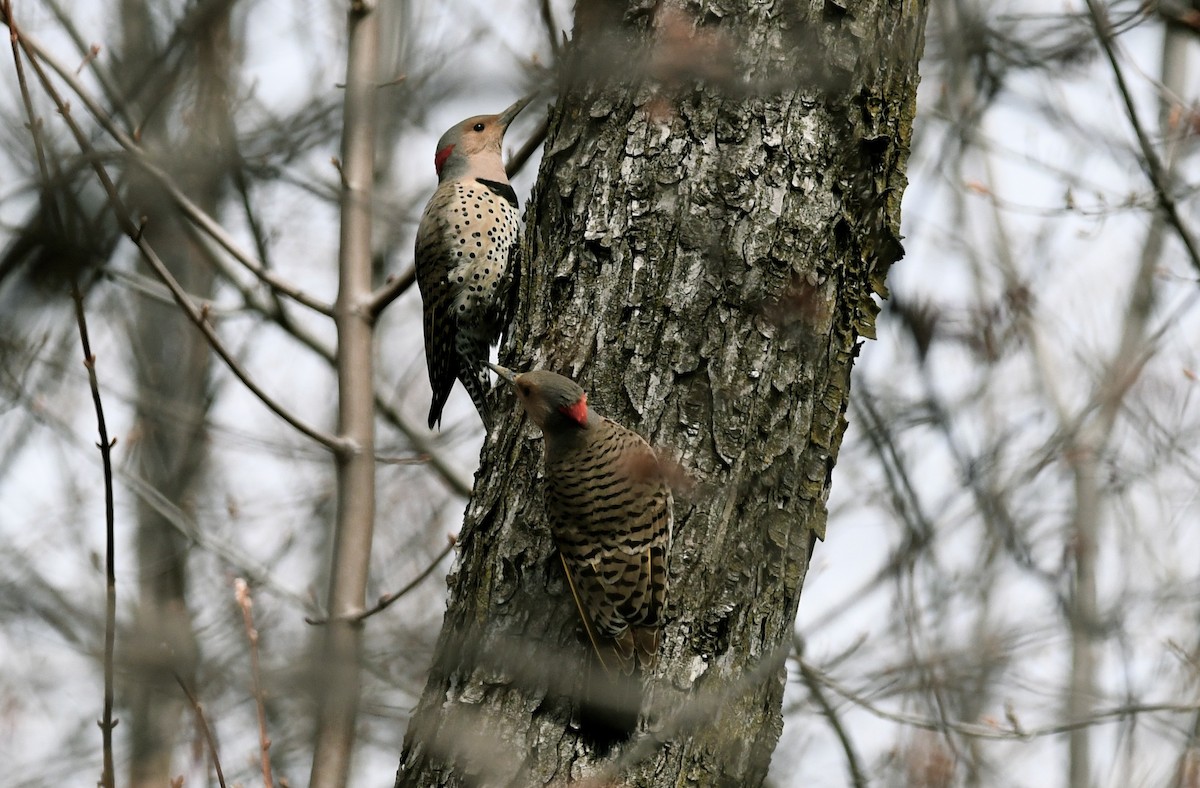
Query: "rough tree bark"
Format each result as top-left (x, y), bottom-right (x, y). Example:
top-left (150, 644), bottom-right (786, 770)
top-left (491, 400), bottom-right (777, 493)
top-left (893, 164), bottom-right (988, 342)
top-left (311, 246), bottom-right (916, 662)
top-left (399, 1), bottom-right (926, 784)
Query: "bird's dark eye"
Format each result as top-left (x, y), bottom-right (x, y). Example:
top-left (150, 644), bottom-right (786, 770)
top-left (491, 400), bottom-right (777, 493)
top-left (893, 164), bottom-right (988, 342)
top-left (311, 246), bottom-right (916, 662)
top-left (518, 384), bottom-right (531, 397)
top-left (472, 122), bottom-right (485, 132)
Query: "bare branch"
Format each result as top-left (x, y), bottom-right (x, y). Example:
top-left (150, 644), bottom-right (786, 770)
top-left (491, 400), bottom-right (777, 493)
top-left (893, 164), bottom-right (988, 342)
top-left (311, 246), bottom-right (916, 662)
top-left (365, 266), bottom-right (415, 319)
top-left (795, 641), bottom-right (868, 788)
top-left (10, 32), bottom-right (347, 451)
top-left (235, 580), bottom-right (275, 788)
top-left (307, 535), bottom-right (456, 626)
top-left (7, 6), bottom-right (118, 783)
top-left (72, 284), bottom-right (117, 788)
top-left (310, 1), bottom-right (383, 784)
top-left (1084, 0), bottom-right (1200, 278)
top-left (504, 113), bottom-right (548, 180)
top-left (174, 673), bottom-right (228, 788)
top-left (2, 22), bottom-right (334, 316)
top-left (537, 0), bottom-right (562, 59)
top-left (800, 657), bottom-right (1200, 742)
top-left (172, 218), bottom-right (474, 496)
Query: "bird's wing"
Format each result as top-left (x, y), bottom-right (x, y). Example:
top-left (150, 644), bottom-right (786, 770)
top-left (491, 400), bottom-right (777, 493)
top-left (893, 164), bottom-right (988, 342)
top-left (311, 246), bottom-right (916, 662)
top-left (548, 428), bottom-right (672, 670)
top-left (414, 191), bottom-right (461, 428)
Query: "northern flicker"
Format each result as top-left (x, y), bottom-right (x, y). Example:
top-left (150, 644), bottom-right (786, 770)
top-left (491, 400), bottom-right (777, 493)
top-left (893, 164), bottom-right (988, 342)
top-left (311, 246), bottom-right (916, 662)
top-left (415, 97), bottom-right (530, 431)
top-left (490, 364), bottom-right (673, 674)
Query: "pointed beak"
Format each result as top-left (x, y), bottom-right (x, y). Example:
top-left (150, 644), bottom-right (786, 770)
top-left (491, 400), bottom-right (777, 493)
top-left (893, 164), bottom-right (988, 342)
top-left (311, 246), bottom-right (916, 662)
top-left (497, 95), bottom-right (532, 129)
top-left (487, 362), bottom-right (518, 386)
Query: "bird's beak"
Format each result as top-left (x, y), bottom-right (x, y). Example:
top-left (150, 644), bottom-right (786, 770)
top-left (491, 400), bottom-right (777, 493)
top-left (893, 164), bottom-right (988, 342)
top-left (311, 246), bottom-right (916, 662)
top-left (487, 362), bottom-right (517, 385)
top-left (497, 95), bottom-right (532, 129)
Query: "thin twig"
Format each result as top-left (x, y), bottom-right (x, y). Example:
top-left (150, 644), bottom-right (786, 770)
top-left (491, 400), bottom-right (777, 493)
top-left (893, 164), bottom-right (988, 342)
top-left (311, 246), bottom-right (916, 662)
top-left (229, 155), bottom-right (300, 330)
top-left (365, 265), bottom-right (415, 319)
top-left (1, 22), bottom-right (334, 315)
top-left (5, 0), bottom-right (56, 223)
top-left (1083, 0), bottom-right (1200, 277)
top-left (102, 266), bottom-right (251, 316)
top-left (14, 40), bottom-right (347, 452)
top-left (373, 451), bottom-right (430, 465)
top-left (174, 673), bottom-right (228, 788)
top-left (353, 552), bottom-right (449, 619)
top-left (307, 535), bottom-right (456, 625)
top-left (203, 259), bottom-right (473, 496)
top-left (128, 150), bottom-right (336, 316)
top-left (73, 283), bottom-right (117, 788)
top-left (795, 640), bottom-right (868, 788)
top-left (538, 0), bottom-right (562, 59)
top-left (235, 579), bottom-right (275, 788)
top-left (6, 8), bottom-right (117, 785)
top-left (172, 222), bottom-right (466, 492)
top-left (40, 0), bottom-right (125, 120)
top-left (798, 656), bottom-right (1200, 741)
top-left (505, 113), bottom-right (549, 179)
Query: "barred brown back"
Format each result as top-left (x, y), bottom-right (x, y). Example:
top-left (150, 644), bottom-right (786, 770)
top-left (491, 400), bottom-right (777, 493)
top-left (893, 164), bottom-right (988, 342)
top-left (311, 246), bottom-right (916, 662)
top-left (544, 415), bottom-right (673, 674)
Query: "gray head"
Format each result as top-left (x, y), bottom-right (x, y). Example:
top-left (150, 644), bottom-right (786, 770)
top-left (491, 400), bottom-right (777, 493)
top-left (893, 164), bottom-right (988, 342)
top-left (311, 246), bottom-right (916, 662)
top-left (432, 96), bottom-right (531, 182)
top-left (489, 363), bottom-right (590, 432)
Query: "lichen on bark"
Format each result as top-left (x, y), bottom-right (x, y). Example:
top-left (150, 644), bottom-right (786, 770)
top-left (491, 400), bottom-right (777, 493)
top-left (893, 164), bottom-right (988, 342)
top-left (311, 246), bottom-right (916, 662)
top-left (398, 2), bottom-right (927, 785)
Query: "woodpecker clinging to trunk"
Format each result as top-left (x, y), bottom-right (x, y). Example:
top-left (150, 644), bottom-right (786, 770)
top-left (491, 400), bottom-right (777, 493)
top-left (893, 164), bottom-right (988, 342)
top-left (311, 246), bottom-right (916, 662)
top-left (490, 364), bottom-right (673, 674)
top-left (415, 96), bottom-right (530, 430)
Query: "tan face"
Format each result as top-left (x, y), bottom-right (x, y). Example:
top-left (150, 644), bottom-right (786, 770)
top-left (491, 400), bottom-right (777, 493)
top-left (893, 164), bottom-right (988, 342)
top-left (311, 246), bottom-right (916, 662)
top-left (510, 370), bottom-right (588, 429)
top-left (434, 114), bottom-right (505, 176)
top-left (488, 364), bottom-right (588, 430)
top-left (449, 114), bottom-right (507, 157)
top-left (433, 96), bottom-right (530, 178)
top-left (510, 371), bottom-right (554, 428)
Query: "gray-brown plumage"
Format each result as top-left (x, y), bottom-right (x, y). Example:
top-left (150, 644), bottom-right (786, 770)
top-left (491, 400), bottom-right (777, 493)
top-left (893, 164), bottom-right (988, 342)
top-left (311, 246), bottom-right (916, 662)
top-left (490, 364), bottom-right (672, 674)
top-left (415, 97), bottom-right (529, 430)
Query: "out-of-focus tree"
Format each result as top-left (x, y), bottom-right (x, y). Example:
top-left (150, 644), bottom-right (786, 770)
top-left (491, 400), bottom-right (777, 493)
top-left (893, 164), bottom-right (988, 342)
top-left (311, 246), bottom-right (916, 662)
top-left (0, 1), bottom-right (541, 785)
top-left (785, 2), bottom-right (1200, 787)
top-left (113, 3), bottom-right (230, 784)
top-left (1, 0), bottom-right (1199, 787)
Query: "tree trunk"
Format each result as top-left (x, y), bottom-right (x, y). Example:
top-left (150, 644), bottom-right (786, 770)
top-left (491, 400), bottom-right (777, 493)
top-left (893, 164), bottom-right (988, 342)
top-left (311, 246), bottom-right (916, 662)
top-left (120, 3), bottom-right (234, 784)
top-left (399, 1), bottom-right (927, 784)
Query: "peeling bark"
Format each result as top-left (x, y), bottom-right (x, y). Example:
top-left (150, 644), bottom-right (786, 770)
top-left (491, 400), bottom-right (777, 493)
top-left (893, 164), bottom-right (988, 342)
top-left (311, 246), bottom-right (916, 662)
top-left (399, 1), bottom-right (927, 785)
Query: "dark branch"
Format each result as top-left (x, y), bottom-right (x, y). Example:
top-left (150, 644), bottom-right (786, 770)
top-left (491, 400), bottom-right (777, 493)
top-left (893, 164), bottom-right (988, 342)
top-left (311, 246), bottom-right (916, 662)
top-left (174, 673), bottom-right (228, 788)
top-left (1084, 0), bottom-right (1200, 277)
top-left (306, 535), bottom-right (456, 625)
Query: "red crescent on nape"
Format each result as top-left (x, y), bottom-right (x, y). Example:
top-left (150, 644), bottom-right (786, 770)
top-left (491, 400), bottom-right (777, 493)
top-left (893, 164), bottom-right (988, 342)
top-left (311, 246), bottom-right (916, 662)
top-left (434, 144), bottom-right (455, 175)
top-left (558, 393), bottom-right (588, 427)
